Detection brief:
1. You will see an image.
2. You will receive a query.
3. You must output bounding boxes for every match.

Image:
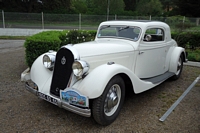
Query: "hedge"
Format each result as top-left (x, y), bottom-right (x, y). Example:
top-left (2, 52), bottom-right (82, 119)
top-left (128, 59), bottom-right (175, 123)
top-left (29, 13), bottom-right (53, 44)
top-left (171, 32), bottom-right (200, 49)
top-left (24, 30), bottom-right (97, 68)
top-left (24, 31), bottom-right (62, 68)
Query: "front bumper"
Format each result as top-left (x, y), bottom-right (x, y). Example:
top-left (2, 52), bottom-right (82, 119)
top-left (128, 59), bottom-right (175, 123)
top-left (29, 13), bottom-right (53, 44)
top-left (25, 82), bottom-right (91, 117)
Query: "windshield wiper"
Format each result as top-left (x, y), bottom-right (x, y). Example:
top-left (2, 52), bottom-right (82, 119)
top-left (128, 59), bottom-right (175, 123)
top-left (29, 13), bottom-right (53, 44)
top-left (118, 26), bottom-right (129, 31)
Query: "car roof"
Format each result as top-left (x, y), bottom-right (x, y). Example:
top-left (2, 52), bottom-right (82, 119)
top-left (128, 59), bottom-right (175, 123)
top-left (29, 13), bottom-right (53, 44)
top-left (99, 20), bottom-right (170, 29)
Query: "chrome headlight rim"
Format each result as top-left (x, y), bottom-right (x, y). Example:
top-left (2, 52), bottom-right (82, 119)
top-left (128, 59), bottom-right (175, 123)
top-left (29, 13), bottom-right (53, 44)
top-left (72, 60), bottom-right (89, 77)
top-left (43, 54), bottom-right (55, 69)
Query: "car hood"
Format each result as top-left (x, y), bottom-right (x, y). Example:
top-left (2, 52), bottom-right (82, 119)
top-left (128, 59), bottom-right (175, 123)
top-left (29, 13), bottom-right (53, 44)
top-left (73, 39), bottom-right (135, 58)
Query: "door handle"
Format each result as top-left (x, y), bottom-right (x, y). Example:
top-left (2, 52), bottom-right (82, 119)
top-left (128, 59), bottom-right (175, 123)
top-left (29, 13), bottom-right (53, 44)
top-left (139, 51), bottom-right (144, 55)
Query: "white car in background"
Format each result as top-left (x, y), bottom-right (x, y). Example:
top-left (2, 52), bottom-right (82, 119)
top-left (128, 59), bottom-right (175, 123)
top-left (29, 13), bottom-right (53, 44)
top-left (21, 20), bottom-right (187, 126)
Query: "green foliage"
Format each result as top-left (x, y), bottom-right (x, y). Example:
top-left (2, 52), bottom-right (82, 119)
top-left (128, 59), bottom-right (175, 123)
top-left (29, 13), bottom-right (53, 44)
top-left (1, 0), bottom-right (199, 17)
top-left (24, 31), bottom-right (61, 68)
top-left (42, 0), bottom-right (71, 13)
top-left (175, 0), bottom-right (200, 17)
top-left (0, 0), bottom-right (42, 12)
top-left (123, 0), bottom-right (138, 11)
top-left (171, 32), bottom-right (200, 49)
top-left (86, 0), bottom-right (125, 15)
top-left (175, 23), bottom-right (195, 31)
top-left (24, 30), bottom-right (97, 67)
top-left (187, 49), bottom-right (200, 62)
top-left (136, 0), bottom-right (162, 16)
top-left (71, 0), bottom-right (88, 14)
top-left (0, 36), bottom-right (28, 40)
top-left (165, 15), bottom-right (195, 31)
top-left (59, 30), bottom-right (96, 46)
top-left (160, 0), bottom-right (175, 11)
top-left (166, 15), bottom-right (189, 23)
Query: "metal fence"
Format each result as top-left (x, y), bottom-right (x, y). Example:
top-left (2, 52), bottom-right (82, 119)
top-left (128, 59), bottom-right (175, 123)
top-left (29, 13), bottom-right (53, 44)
top-left (1, 11), bottom-right (200, 31)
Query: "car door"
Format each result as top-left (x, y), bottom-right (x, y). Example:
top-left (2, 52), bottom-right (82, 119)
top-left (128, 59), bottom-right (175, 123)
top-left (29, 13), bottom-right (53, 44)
top-left (135, 27), bottom-right (169, 79)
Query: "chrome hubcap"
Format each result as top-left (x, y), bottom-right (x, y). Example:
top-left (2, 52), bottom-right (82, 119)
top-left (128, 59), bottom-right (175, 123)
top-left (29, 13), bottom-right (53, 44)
top-left (104, 84), bottom-right (121, 116)
top-left (107, 92), bottom-right (118, 109)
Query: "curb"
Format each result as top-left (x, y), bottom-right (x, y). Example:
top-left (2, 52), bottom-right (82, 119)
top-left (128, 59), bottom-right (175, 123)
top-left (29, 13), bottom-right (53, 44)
top-left (184, 61), bottom-right (200, 68)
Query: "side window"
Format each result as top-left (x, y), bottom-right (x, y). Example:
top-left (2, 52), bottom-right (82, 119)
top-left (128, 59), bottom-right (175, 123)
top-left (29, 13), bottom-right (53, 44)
top-left (144, 28), bottom-right (164, 42)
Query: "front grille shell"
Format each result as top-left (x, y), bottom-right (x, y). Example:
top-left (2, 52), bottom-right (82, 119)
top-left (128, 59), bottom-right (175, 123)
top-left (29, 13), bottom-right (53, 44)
top-left (50, 45), bottom-right (80, 97)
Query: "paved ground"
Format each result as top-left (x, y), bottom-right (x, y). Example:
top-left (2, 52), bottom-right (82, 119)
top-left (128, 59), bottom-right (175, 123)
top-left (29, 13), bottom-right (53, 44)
top-left (0, 40), bottom-right (200, 132)
top-left (0, 40), bottom-right (25, 53)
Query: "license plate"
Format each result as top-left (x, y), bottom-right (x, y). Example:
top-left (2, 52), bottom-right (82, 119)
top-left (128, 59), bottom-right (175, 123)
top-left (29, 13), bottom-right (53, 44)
top-left (38, 92), bottom-right (58, 106)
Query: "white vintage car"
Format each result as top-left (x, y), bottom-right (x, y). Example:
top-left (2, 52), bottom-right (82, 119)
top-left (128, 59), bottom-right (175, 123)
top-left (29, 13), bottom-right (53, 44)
top-left (21, 20), bottom-right (187, 126)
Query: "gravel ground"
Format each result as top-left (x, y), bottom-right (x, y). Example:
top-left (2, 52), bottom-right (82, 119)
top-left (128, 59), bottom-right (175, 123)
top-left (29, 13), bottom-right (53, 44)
top-left (0, 40), bottom-right (200, 133)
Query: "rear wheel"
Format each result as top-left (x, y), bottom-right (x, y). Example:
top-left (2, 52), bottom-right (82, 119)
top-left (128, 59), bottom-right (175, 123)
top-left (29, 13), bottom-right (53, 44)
top-left (171, 54), bottom-right (183, 80)
top-left (92, 76), bottom-right (125, 126)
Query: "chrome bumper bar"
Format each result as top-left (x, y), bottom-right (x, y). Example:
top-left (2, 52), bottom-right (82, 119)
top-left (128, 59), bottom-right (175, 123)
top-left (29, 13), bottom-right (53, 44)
top-left (25, 82), bottom-right (91, 117)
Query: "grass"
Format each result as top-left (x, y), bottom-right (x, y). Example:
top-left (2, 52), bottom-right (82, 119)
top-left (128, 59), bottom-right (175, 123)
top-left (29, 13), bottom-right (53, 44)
top-left (3, 20), bottom-right (100, 27)
top-left (0, 36), bottom-right (29, 40)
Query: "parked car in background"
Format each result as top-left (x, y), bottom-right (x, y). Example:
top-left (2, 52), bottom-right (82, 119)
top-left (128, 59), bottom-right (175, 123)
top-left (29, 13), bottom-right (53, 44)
top-left (21, 20), bottom-right (187, 126)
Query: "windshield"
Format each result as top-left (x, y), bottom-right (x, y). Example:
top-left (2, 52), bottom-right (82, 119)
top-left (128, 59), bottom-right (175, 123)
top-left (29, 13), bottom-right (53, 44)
top-left (98, 25), bottom-right (141, 41)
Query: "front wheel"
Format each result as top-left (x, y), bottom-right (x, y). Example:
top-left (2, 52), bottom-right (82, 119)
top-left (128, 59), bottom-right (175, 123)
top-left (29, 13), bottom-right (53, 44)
top-left (92, 76), bottom-right (125, 126)
top-left (171, 54), bottom-right (183, 80)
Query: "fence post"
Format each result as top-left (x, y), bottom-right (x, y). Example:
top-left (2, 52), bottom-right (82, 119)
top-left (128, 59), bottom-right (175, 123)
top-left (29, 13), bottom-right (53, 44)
top-left (150, 15), bottom-right (151, 20)
top-left (2, 10), bottom-right (5, 28)
top-left (79, 13), bottom-right (81, 30)
top-left (196, 18), bottom-right (200, 26)
top-left (115, 14), bottom-right (117, 20)
top-left (183, 16), bottom-right (185, 23)
top-left (42, 12), bottom-right (44, 29)
top-left (107, 0), bottom-right (110, 21)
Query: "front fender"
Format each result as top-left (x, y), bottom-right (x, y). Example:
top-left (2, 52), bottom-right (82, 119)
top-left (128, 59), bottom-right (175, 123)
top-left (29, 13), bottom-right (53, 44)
top-left (72, 63), bottom-right (156, 99)
top-left (30, 52), bottom-right (55, 91)
top-left (169, 47), bottom-right (185, 73)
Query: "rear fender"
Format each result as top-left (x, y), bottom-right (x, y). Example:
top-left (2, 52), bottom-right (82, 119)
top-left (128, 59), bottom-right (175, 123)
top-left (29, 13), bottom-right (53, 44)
top-left (169, 47), bottom-right (185, 73)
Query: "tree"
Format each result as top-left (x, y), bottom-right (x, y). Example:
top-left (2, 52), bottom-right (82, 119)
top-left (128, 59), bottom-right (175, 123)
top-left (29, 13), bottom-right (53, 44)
top-left (0, 0), bottom-right (72, 13)
top-left (136, 0), bottom-right (162, 16)
top-left (160, 0), bottom-right (175, 12)
top-left (42, 0), bottom-right (71, 13)
top-left (175, 0), bottom-right (200, 17)
top-left (86, 0), bottom-right (125, 15)
top-left (1, 0), bottom-right (41, 12)
top-left (71, 0), bottom-right (87, 13)
top-left (123, 0), bottom-right (139, 11)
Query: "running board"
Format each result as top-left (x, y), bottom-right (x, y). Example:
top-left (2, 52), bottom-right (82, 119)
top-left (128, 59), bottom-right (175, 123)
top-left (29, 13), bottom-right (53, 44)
top-left (141, 72), bottom-right (174, 84)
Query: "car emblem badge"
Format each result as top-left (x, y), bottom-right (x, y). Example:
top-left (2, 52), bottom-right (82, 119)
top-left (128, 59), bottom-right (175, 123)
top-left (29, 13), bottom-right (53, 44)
top-left (61, 56), bottom-right (66, 65)
top-left (56, 87), bottom-right (59, 92)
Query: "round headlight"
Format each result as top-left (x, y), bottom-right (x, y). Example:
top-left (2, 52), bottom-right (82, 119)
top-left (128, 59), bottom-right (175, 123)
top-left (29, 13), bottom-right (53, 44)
top-left (43, 54), bottom-right (55, 69)
top-left (72, 61), bottom-right (89, 77)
